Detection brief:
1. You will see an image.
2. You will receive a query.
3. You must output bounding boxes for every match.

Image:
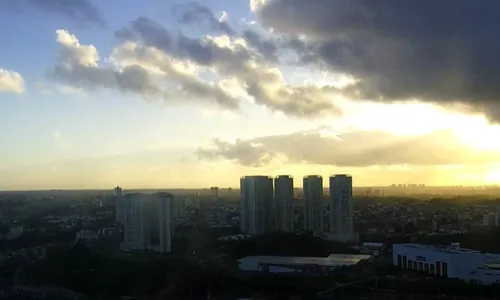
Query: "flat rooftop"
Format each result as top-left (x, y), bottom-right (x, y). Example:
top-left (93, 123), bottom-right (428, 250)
top-left (396, 243), bottom-right (489, 255)
top-left (239, 254), bottom-right (371, 267)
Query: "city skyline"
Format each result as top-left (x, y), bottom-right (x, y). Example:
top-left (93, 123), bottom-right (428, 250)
top-left (3, 1), bottom-right (500, 190)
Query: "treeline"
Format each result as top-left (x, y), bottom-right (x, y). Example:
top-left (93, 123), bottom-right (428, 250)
top-left (219, 232), bottom-right (356, 258)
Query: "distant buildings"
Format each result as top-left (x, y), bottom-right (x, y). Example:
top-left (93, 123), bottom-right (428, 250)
top-left (240, 176), bottom-right (274, 235)
top-left (303, 175), bottom-right (324, 235)
top-left (329, 175), bottom-right (355, 241)
top-left (210, 186), bottom-right (220, 198)
top-left (274, 175), bottom-right (294, 232)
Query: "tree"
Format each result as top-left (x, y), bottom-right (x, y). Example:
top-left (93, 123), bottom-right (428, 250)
top-left (0, 224), bottom-right (10, 235)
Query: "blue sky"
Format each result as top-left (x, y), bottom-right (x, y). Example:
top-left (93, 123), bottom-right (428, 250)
top-left (2, 0), bottom-right (500, 190)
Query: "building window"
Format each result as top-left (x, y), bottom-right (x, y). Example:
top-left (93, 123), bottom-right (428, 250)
top-left (397, 255), bottom-right (402, 267)
top-left (403, 256), bottom-right (407, 268)
top-left (430, 264), bottom-right (435, 275)
top-left (436, 262), bottom-right (442, 276)
top-left (418, 262), bottom-right (423, 272)
top-left (408, 260), bottom-right (413, 269)
top-left (424, 263), bottom-right (429, 273)
top-left (442, 262), bottom-right (448, 277)
top-left (413, 261), bottom-right (417, 270)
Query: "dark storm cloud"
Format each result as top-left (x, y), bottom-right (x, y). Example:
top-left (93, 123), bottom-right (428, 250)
top-left (242, 30), bottom-right (278, 61)
top-left (255, 0), bottom-right (500, 121)
top-left (2, 0), bottom-right (106, 26)
top-left (172, 2), bottom-right (236, 35)
top-left (197, 128), bottom-right (500, 167)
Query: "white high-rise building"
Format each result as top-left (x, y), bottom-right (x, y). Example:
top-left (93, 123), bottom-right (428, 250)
top-left (303, 175), bottom-right (324, 235)
top-left (329, 175), bottom-right (354, 237)
top-left (274, 175), bottom-right (294, 232)
top-left (123, 194), bottom-right (146, 251)
top-left (157, 193), bottom-right (174, 253)
top-left (240, 176), bottom-right (274, 235)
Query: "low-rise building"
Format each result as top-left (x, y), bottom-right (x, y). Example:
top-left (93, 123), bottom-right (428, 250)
top-left (393, 243), bottom-right (500, 285)
top-left (238, 254), bottom-right (371, 274)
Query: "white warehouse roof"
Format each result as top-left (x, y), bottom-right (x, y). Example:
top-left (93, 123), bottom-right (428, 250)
top-left (240, 254), bottom-right (371, 268)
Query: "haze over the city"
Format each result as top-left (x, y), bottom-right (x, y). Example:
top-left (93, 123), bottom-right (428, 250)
top-left (2, 0), bottom-right (500, 190)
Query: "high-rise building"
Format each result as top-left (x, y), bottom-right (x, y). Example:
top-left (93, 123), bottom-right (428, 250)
top-left (172, 197), bottom-right (186, 220)
top-left (157, 193), bottom-right (174, 253)
top-left (240, 176), bottom-right (274, 235)
top-left (123, 193), bottom-right (174, 252)
top-left (303, 175), bottom-right (324, 234)
top-left (329, 175), bottom-right (353, 236)
top-left (123, 194), bottom-right (146, 251)
top-left (274, 175), bottom-right (294, 232)
top-left (210, 186), bottom-right (220, 198)
top-left (114, 186), bottom-right (122, 197)
top-left (114, 186), bottom-right (124, 224)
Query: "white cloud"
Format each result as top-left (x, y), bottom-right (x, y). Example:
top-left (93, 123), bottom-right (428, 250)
top-left (57, 85), bottom-right (87, 96)
top-left (0, 68), bottom-right (25, 94)
top-left (51, 29), bottom-right (241, 110)
top-left (198, 126), bottom-right (500, 167)
top-left (249, 0), bottom-right (267, 11)
top-left (56, 29), bottom-right (99, 67)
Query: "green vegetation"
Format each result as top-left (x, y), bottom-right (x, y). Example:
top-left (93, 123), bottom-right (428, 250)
top-left (24, 243), bottom-right (180, 297)
top-left (218, 232), bottom-right (356, 259)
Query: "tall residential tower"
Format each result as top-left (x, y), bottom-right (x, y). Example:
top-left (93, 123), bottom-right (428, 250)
top-left (122, 193), bottom-right (174, 252)
top-left (114, 186), bottom-right (124, 224)
top-left (274, 175), bottom-right (294, 232)
top-left (123, 194), bottom-right (146, 251)
top-left (240, 176), bottom-right (274, 235)
top-left (303, 175), bottom-right (324, 235)
top-left (329, 175), bottom-right (353, 238)
top-left (157, 193), bottom-right (174, 253)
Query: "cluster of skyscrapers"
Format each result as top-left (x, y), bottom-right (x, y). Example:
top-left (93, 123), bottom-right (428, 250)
top-left (114, 186), bottom-right (175, 252)
top-left (240, 175), bottom-right (354, 241)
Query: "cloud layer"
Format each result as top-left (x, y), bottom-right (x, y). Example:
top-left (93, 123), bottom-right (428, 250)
top-left (254, 0), bottom-right (500, 121)
top-left (46, 8), bottom-right (343, 117)
top-left (52, 29), bottom-right (240, 109)
top-left (34, 1), bottom-right (500, 122)
top-left (197, 127), bottom-right (500, 167)
top-left (0, 69), bottom-right (25, 94)
top-left (3, 0), bottom-right (106, 26)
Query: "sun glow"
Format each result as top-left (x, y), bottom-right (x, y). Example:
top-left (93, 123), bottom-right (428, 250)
top-left (486, 168), bottom-right (500, 184)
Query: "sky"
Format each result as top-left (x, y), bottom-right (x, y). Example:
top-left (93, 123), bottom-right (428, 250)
top-left (2, 0), bottom-right (500, 190)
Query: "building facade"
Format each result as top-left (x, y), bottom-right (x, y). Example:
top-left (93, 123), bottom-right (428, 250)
top-left (274, 175), bottom-right (294, 232)
top-left (393, 243), bottom-right (500, 285)
top-left (123, 194), bottom-right (146, 251)
top-left (240, 176), bottom-right (274, 235)
top-left (329, 175), bottom-right (353, 237)
top-left (157, 193), bottom-right (174, 253)
top-left (114, 186), bottom-right (124, 224)
top-left (303, 175), bottom-right (324, 235)
top-left (123, 193), bottom-right (173, 252)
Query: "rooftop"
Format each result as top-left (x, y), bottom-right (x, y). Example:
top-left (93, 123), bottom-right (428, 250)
top-left (239, 254), bottom-right (371, 267)
top-left (397, 243), bottom-right (487, 255)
